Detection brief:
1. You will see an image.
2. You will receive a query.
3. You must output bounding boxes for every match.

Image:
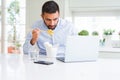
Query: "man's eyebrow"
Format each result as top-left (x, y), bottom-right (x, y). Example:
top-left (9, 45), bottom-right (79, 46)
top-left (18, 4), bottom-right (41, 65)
top-left (53, 18), bottom-right (58, 20)
top-left (46, 18), bottom-right (58, 20)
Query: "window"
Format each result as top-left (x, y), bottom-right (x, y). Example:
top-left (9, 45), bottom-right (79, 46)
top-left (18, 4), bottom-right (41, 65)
top-left (1, 0), bottom-right (26, 53)
top-left (73, 11), bottom-right (120, 40)
top-left (73, 10), bottom-right (120, 51)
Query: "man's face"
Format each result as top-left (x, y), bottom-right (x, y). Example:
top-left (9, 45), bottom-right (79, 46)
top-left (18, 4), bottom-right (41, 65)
top-left (42, 11), bottom-right (59, 30)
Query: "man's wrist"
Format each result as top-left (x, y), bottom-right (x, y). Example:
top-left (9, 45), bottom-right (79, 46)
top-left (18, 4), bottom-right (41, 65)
top-left (30, 38), bottom-right (36, 45)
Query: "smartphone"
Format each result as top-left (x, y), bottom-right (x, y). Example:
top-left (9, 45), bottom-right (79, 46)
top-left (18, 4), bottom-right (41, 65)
top-left (34, 61), bottom-right (53, 65)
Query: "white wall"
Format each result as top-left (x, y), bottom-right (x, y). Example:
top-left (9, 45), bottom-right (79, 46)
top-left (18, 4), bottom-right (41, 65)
top-left (69, 0), bottom-right (120, 7)
top-left (69, 0), bottom-right (120, 11)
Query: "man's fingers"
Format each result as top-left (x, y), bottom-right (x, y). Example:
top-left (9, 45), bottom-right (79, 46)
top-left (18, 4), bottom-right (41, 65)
top-left (32, 28), bottom-right (40, 34)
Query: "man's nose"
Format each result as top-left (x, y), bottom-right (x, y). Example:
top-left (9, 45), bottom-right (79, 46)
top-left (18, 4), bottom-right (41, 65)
top-left (50, 20), bottom-right (54, 25)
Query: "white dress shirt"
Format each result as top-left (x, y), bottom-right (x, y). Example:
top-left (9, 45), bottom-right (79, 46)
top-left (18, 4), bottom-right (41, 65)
top-left (23, 18), bottom-right (77, 55)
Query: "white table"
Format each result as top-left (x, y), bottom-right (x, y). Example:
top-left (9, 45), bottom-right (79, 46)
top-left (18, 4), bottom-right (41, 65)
top-left (0, 54), bottom-right (120, 80)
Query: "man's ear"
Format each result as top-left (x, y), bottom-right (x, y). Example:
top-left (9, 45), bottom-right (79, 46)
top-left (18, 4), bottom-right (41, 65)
top-left (41, 14), bottom-right (43, 19)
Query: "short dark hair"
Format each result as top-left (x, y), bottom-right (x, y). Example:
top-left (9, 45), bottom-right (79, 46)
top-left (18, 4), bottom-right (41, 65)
top-left (42, 1), bottom-right (59, 14)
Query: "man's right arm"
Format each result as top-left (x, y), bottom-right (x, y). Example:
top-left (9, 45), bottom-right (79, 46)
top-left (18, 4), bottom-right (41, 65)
top-left (23, 28), bottom-right (40, 54)
top-left (23, 32), bottom-right (35, 54)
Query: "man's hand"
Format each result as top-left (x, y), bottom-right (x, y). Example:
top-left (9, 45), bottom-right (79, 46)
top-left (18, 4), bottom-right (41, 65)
top-left (30, 28), bottom-right (40, 45)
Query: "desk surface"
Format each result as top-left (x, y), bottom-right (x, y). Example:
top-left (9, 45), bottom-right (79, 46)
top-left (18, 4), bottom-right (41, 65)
top-left (0, 54), bottom-right (120, 80)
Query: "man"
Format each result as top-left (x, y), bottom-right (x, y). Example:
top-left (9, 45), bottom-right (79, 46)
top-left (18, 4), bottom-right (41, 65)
top-left (23, 1), bottom-right (77, 55)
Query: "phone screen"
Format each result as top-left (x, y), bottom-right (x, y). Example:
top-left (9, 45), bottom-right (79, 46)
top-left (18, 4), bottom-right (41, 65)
top-left (34, 61), bottom-right (53, 65)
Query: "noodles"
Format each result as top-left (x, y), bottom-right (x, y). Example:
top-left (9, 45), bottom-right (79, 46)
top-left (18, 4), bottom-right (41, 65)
top-left (47, 29), bottom-right (54, 36)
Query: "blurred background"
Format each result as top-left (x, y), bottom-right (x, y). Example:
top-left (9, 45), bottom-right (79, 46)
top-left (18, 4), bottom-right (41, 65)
top-left (0, 0), bottom-right (120, 58)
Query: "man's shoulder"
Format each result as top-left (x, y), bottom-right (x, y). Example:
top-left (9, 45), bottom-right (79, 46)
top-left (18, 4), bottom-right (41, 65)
top-left (32, 19), bottom-right (43, 28)
top-left (34, 19), bottom-right (43, 24)
top-left (59, 18), bottom-right (73, 25)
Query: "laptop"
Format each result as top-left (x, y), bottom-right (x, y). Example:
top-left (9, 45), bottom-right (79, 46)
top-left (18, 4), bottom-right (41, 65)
top-left (57, 36), bottom-right (99, 62)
